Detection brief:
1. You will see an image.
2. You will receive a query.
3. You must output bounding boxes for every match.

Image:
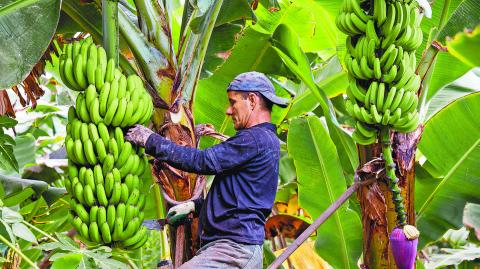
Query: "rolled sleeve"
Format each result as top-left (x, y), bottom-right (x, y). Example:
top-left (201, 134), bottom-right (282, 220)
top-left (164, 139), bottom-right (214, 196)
top-left (144, 131), bottom-right (258, 175)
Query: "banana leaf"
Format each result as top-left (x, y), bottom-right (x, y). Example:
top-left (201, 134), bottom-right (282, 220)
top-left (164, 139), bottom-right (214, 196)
top-left (416, 92), bottom-right (480, 247)
top-left (287, 116), bottom-right (361, 269)
top-left (0, 0), bottom-right (61, 88)
top-left (445, 25), bottom-right (480, 67)
top-left (0, 174), bottom-right (66, 207)
top-left (418, 0), bottom-right (480, 99)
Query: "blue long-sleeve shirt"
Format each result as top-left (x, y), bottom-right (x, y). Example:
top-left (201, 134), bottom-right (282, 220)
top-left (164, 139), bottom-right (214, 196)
top-left (145, 122), bottom-right (280, 245)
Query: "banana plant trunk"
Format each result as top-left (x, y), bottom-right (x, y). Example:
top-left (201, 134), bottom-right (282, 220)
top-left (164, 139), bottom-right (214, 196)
top-left (357, 127), bottom-right (422, 268)
top-left (152, 104), bottom-right (201, 266)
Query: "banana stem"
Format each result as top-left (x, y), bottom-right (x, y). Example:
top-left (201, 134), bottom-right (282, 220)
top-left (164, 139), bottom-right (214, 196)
top-left (102, 0), bottom-right (119, 65)
top-left (380, 127), bottom-right (406, 227)
top-left (0, 234), bottom-right (39, 269)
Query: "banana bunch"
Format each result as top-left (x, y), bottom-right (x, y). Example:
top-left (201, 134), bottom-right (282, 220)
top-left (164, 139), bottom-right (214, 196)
top-left (337, 0), bottom-right (423, 258)
top-left (59, 38), bottom-right (152, 249)
top-left (336, 0), bottom-right (424, 145)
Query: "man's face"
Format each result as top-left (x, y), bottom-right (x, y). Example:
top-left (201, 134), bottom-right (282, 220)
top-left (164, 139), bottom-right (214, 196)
top-left (226, 91), bottom-right (252, 130)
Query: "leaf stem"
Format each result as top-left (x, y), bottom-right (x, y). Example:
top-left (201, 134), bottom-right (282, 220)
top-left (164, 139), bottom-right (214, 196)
top-left (0, 234), bottom-right (39, 269)
top-left (102, 0), bottom-right (119, 64)
top-left (21, 220), bottom-right (58, 242)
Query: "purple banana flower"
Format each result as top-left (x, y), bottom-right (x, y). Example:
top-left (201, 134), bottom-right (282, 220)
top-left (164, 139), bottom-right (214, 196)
top-left (390, 227), bottom-right (418, 269)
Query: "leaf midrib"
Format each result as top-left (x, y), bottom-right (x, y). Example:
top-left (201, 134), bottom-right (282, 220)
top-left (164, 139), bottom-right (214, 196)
top-left (0, 0), bottom-right (42, 16)
top-left (307, 118), bottom-right (349, 269)
top-left (417, 136), bottom-right (480, 219)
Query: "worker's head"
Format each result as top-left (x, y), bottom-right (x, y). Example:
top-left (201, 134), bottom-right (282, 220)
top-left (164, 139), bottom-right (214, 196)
top-left (226, 72), bottom-right (289, 130)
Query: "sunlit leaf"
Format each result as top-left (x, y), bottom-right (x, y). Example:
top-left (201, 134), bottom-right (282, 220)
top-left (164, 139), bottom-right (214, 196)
top-left (50, 253), bottom-right (83, 269)
top-left (445, 25), bottom-right (480, 67)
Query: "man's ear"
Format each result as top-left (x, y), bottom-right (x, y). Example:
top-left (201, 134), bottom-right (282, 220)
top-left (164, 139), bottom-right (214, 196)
top-left (248, 93), bottom-right (257, 109)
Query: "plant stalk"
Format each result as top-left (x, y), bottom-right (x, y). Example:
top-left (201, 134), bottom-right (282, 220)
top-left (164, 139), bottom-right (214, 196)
top-left (102, 0), bottom-right (119, 64)
top-left (0, 234), bottom-right (39, 269)
top-left (118, 8), bottom-right (173, 101)
top-left (380, 128), bottom-right (406, 226)
top-left (62, 0), bottom-right (136, 75)
top-left (132, 0), bottom-right (174, 66)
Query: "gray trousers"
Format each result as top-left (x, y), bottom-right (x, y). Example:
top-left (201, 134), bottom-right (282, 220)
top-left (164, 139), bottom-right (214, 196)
top-left (178, 239), bottom-right (263, 269)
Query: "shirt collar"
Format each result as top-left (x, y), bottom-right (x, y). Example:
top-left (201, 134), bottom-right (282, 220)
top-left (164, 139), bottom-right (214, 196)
top-left (248, 122), bottom-right (276, 132)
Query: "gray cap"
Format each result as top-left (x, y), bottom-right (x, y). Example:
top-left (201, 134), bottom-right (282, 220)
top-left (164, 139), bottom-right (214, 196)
top-left (227, 71), bottom-right (289, 108)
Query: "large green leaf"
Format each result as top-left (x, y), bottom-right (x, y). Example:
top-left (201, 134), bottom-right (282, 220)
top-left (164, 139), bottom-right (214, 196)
top-left (0, 174), bottom-right (66, 207)
top-left (426, 72), bottom-right (480, 119)
top-left (0, 0), bottom-right (61, 89)
top-left (285, 57), bottom-right (348, 120)
top-left (195, 27), bottom-right (290, 147)
top-left (271, 23), bottom-right (358, 175)
top-left (436, 0), bottom-right (480, 42)
top-left (0, 134), bottom-right (36, 175)
top-left (287, 116), bottom-right (361, 269)
top-left (201, 21), bottom-right (244, 78)
top-left (418, 0), bottom-right (479, 99)
top-left (252, 0), bottom-right (342, 54)
top-left (445, 25), bottom-right (480, 67)
top-left (51, 253), bottom-right (83, 269)
top-left (416, 92), bottom-right (480, 246)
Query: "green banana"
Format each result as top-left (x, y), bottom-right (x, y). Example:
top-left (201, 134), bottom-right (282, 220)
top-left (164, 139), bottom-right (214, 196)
top-left (109, 182), bottom-right (121, 204)
top-left (75, 203), bottom-right (89, 224)
top-left (103, 98), bottom-right (119, 125)
top-left (120, 226), bottom-right (147, 247)
top-left (83, 185), bottom-right (95, 207)
top-left (89, 222), bottom-right (101, 243)
top-left (97, 206), bottom-right (107, 226)
top-left (120, 183), bottom-right (130, 203)
top-left (85, 169), bottom-right (96, 191)
top-left (97, 184), bottom-right (109, 207)
top-left (107, 205), bottom-right (116, 230)
top-left (74, 182), bottom-right (85, 204)
top-left (74, 55), bottom-right (87, 89)
top-left (102, 154), bottom-right (115, 175)
top-left (101, 222), bottom-right (112, 243)
top-left (88, 123), bottom-right (100, 142)
top-left (108, 138), bottom-right (119, 161)
top-left (97, 122), bottom-right (110, 146)
top-left (104, 173), bottom-right (115, 197)
top-left (111, 98), bottom-right (127, 127)
top-left (95, 139), bottom-right (108, 163)
top-left (84, 139), bottom-right (97, 166)
top-left (74, 139), bottom-right (87, 165)
top-left (99, 82), bottom-right (110, 117)
top-left (94, 165), bottom-right (104, 185)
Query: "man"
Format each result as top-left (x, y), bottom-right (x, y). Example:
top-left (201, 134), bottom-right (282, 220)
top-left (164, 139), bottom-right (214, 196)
top-left (125, 71), bottom-right (288, 269)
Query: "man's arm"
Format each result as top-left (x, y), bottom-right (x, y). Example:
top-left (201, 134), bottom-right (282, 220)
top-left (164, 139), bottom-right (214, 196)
top-left (144, 131), bottom-right (258, 175)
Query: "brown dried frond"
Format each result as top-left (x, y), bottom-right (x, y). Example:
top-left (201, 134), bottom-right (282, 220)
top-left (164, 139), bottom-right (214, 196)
top-left (0, 90), bottom-right (15, 117)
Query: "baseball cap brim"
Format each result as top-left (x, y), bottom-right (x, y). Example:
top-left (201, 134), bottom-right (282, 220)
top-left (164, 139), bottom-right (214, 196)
top-left (259, 91), bottom-right (289, 108)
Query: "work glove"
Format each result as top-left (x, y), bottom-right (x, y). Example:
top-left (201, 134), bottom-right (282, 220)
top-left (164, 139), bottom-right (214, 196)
top-left (166, 201), bottom-right (195, 225)
top-left (125, 124), bottom-right (154, 147)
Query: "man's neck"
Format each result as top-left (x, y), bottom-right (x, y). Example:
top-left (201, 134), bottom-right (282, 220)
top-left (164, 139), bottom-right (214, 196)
top-left (245, 111), bottom-right (271, 128)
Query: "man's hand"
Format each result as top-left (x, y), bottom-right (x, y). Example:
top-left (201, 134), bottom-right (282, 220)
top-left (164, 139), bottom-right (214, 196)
top-left (125, 124), bottom-right (154, 147)
top-left (166, 201), bottom-right (195, 225)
